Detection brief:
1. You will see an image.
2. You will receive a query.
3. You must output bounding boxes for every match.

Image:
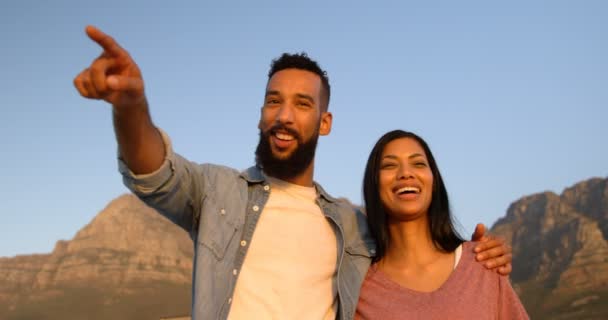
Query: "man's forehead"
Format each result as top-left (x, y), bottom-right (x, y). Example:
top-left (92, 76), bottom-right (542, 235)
top-left (267, 69), bottom-right (322, 91)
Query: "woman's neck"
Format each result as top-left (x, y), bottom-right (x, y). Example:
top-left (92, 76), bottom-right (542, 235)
top-left (382, 215), bottom-right (443, 267)
top-left (378, 216), bottom-right (456, 292)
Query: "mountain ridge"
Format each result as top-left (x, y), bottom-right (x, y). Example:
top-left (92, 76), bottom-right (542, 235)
top-left (1, 176), bottom-right (606, 319)
top-left (490, 176), bottom-right (608, 319)
top-left (0, 194), bottom-right (193, 320)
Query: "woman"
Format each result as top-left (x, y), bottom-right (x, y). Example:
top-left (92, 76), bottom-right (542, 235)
top-left (356, 130), bottom-right (528, 319)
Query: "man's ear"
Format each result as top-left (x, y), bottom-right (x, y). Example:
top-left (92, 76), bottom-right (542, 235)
top-left (319, 112), bottom-right (333, 136)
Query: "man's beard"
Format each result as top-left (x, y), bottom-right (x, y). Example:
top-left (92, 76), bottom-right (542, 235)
top-left (255, 124), bottom-right (319, 181)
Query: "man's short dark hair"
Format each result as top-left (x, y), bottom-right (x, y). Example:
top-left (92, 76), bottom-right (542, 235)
top-left (268, 52), bottom-right (331, 112)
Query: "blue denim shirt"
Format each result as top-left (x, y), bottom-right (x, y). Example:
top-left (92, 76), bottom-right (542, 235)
top-left (119, 134), bottom-right (376, 320)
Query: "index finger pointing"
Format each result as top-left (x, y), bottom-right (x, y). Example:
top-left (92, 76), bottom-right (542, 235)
top-left (85, 25), bottom-right (125, 57)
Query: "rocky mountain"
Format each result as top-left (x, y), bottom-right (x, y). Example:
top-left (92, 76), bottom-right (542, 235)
top-left (0, 194), bottom-right (194, 320)
top-left (491, 177), bottom-right (608, 319)
top-left (1, 177), bottom-right (607, 319)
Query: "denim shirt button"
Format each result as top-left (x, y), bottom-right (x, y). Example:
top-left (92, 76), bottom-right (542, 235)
top-left (263, 185), bottom-right (270, 191)
top-left (233, 269), bottom-right (238, 275)
top-left (240, 240), bottom-right (247, 247)
top-left (220, 209), bottom-right (226, 215)
top-left (252, 205), bottom-right (259, 212)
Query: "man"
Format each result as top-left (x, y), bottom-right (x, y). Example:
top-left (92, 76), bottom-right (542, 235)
top-left (74, 26), bottom-right (512, 320)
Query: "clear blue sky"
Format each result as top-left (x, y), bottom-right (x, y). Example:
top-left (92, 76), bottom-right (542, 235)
top-left (1, 1), bottom-right (606, 257)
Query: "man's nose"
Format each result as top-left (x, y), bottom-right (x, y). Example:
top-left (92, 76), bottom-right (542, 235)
top-left (275, 103), bottom-right (295, 124)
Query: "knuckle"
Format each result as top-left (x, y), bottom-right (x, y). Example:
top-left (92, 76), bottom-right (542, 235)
top-left (78, 88), bottom-right (90, 98)
top-left (82, 77), bottom-right (91, 88)
top-left (91, 61), bottom-right (105, 73)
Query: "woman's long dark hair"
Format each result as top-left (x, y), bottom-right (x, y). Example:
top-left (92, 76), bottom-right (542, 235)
top-left (363, 130), bottom-right (463, 262)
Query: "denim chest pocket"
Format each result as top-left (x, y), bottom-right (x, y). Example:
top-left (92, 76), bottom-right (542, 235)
top-left (197, 197), bottom-right (239, 260)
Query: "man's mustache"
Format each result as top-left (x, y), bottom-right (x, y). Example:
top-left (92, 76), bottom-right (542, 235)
top-left (266, 124), bottom-right (301, 141)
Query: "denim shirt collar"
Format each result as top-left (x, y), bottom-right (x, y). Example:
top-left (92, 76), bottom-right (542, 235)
top-left (240, 166), bottom-right (337, 203)
top-left (239, 165), bottom-right (265, 183)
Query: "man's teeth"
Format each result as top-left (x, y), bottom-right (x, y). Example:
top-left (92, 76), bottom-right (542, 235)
top-left (397, 186), bottom-right (420, 194)
top-left (275, 132), bottom-right (295, 141)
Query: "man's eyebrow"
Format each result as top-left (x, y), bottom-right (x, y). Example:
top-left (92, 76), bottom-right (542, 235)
top-left (265, 91), bottom-right (315, 103)
top-left (295, 93), bottom-right (315, 103)
top-left (265, 90), bottom-right (280, 97)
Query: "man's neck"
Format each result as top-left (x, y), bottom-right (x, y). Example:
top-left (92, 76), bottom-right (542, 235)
top-left (265, 161), bottom-right (315, 187)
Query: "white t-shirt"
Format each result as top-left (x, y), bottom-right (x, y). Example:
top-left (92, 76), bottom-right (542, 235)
top-left (228, 176), bottom-right (339, 320)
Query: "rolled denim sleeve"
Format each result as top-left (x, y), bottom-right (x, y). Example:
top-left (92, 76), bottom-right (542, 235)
top-left (118, 128), bottom-right (204, 235)
top-left (118, 128), bottom-right (175, 194)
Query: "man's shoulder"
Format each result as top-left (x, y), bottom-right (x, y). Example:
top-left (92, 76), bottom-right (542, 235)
top-left (313, 183), bottom-right (365, 219)
top-left (199, 162), bottom-right (240, 175)
top-left (195, 163), bottom-right (251, 181)
top-left (334, 197), bottom-right (365, 216)
top-left (331, 197), bottom-right (374, 243)
top-left (198, 163), bottom-right (268, 185)
top-left (191, 163), bottom-right (253, 195)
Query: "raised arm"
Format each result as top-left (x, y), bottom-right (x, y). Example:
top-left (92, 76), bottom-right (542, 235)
top-left (73, 25), bottom-right (164, 174)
